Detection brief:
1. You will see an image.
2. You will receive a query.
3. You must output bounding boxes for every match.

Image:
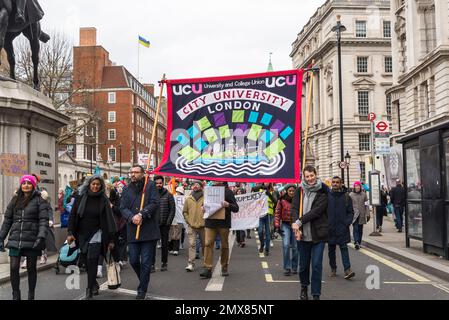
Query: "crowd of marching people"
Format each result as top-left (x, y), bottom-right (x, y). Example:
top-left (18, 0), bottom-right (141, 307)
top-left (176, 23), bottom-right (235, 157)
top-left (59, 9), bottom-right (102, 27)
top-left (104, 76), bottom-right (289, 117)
top-left (0, 165), bottom-right (405, 300)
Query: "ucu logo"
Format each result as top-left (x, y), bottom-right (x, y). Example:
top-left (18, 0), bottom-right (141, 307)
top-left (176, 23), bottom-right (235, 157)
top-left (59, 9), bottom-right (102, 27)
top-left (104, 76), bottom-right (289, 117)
top-left (265, 76), bottom-right (296, 88)
top-left (173, 84), bottom-right (203, 96)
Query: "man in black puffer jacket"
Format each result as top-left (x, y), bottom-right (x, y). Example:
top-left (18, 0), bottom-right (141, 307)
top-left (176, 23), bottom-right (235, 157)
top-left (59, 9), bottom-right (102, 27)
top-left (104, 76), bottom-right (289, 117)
top-left (153, 176), bottom-right (175, 272)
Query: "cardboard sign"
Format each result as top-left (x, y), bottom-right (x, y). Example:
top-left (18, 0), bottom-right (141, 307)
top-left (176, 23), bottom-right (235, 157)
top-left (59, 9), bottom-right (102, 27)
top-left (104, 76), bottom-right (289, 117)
top-left (0, 153), bottom-right (28, 177)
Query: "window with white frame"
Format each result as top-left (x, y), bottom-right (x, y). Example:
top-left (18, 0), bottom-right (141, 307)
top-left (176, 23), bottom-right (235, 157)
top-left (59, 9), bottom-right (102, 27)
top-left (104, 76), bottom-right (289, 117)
top-left (383, 21), bottom-right (391, 38)
top-left (359, 133), bottom-right (370, 151)
top-left (108, 111), bottom-right (116, 123)
top-left (108, 129), bottom-right (116, 140)
top-left (386, 95), bottom-right (392, 119)
top-left (108, 92), bottom-right (116, 104)
top-left (357, 57), bottom-right (368, 73)
top-left (358, 91), bottom-right (369, 116)
top-left (108, 148), bottom-right (116, 162)
top-left (359, 162), bottom-right (366, 182)
top-left (356, 21), bottom-right (367, 38)
top-left (384, 56), bottom-right (393, 73)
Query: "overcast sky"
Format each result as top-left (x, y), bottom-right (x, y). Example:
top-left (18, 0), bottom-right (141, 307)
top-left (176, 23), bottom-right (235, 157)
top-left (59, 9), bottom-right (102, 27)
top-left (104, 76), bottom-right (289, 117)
top-left (41, 0), bottom-right (326, 87)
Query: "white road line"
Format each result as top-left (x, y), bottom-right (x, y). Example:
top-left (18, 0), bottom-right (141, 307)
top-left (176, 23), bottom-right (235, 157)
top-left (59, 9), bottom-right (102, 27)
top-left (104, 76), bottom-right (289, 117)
top-left (205, 233), bottom-right (236, 292)
top-left (432, 284), bottom-right (449, 294)
top-left (348, 243), bottom-right (431, 283)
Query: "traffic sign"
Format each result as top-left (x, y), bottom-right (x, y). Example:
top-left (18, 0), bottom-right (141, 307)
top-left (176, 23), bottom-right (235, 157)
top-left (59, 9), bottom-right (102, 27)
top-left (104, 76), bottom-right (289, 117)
top-left (368, 112), bottom-right (376, 122)
top-left (375, 137), bottom-right (391, 155)
top-left (339, 161), bottom-right (348, 170)
top-left (374, 120), bottom-right (390, 135)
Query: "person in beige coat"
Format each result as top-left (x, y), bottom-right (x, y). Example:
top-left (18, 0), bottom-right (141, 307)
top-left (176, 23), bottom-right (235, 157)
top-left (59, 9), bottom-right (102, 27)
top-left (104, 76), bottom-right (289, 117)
top-left (350, 181), bottom-right (369, 250)
top-left (183, 181), bottom-right (205, 272)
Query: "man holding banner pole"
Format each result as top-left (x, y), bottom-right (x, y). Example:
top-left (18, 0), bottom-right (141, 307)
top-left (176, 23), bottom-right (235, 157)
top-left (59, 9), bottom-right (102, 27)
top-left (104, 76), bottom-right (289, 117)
top-left (120, 165), bottom-right (160, 300)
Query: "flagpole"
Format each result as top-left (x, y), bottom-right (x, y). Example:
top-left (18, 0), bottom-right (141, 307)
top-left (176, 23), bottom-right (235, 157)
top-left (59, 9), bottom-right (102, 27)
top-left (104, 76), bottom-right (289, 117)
top-left (137, 38), bottom-right (140, 81)
top-left (135, 73), bottom-right (167, 240)
top-left (296, 60), bottom-right (315, 241)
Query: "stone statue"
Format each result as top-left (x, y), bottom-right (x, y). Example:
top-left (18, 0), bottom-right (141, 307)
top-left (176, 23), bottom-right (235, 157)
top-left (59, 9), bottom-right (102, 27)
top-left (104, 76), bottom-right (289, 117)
top-left (0, 0), bottom-right (50, 90)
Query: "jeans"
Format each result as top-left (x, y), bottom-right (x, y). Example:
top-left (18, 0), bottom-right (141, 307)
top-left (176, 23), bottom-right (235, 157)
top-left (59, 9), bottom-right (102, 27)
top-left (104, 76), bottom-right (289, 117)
top-left (258, 215), bottom-right (271, 251)
top-left (328, 243), bottom-right (351, 271)
top-left (297, 241), bottom-right (325, 296)
top-left (128, 240), bottom-right (157, 295)
top-left (352, 223), bottom-right (363, 245)
top-left (281, 223), bottom-right (298, 271)
top-left (394, 206), bottom-right (404, 230)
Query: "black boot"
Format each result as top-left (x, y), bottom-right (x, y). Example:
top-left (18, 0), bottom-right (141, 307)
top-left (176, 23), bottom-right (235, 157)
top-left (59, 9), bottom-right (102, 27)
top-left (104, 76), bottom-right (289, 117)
top-left (85, 288), bottom-right (93, 300)
top-left (300, 286), bottom-right (308, 300)
top-left (12, 290), bottom-right (21, 300)
top-left (28, 291), bottom-right (35, 300)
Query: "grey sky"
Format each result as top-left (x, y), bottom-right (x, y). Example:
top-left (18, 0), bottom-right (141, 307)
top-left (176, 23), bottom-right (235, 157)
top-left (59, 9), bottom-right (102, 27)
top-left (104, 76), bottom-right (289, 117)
top-left (41, 0), bottom-right (326, 87)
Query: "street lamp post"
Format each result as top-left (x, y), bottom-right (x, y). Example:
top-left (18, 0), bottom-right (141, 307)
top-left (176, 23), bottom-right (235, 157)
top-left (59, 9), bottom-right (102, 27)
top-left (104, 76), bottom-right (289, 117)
top-left (345, 151), bottom-right (351, 189)
top-left (332, 15), bottom-right (346, 184)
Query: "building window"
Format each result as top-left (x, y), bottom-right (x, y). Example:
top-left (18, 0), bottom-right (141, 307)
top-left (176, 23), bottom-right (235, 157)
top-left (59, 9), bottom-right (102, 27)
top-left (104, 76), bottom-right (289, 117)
top-left (108, 148), bottom-right (116, 162)
top-left (384, 56), bottom-right (393, 73)
top-left (356, 21), bottom-right (367, 38)
top-left (108, 92), bottom-right (116, 104)
top-left (108, 129), bottom-right (116, 140)
top-left (386, 95), bottom-right (392, 120)
top-left (108, 111), bottom-right (116, 123)
top-left (359, 133), bottom-right (370, 151)
top-left (359, 161), bottom-right (366, 182)
top-left (357, 57), bottom-right (368, 73)
top-left (383, 21), bottom-right (391, 38)
top-left (358, 91), bottom-right (369, 120)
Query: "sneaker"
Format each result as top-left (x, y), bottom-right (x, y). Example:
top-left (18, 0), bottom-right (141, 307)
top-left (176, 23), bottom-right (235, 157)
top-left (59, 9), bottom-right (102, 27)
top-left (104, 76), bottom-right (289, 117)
top-left (168, 251), bottom-right (174, 255)
top-left (200, 268), bottom-right (212, 279)
top-left (379, 226), bottom-right (382, 233)
top-left (313, 295), bottom-right (320, 300)
top-left (329, 269), bottom-right (337, 277)
top-left (284, 269), bottom-right (291, 276)
top-left (39, 255), bottom-right (47, 265)
top-left (258, 246), bottom-right (264, 253)
top-left (173, 251), bottom-right (179, 256)
top-left (157, 241), bottom-right (162, 249)
top-left (270, 241), bottom-right (274, 248)
top-left (180, 244), bottom-right (184, 250)
top-left (344, 269), bottom-right (355, 280)
top-left (354, 243), bottom-right (360, 250)
top-left (150, 265), bottom-right (156, 273)
top-left (161, 263), bottom-right (167, 272)
top-left (264, 250), bottom-right (269, 256)
top-left (195, 253), bottom-right (200, 259)
top-left (292, 269), bottom-right (298, 275)
top-left (185, 264), bottom-right (194, 272)
top-left (21, 258), bottom-right (27, 269)
top-left (96, 265), bottom-right (103, 278)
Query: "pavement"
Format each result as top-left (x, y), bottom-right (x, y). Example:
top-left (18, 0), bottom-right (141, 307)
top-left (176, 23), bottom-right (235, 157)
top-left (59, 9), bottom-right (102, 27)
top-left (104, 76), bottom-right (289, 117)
top-left (362, 213), bottom-right (449, 282)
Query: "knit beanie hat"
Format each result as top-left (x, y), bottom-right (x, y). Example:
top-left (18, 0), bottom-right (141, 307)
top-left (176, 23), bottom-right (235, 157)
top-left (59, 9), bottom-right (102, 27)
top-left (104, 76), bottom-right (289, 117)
top-left (20, 175), bottom-right (37, 189)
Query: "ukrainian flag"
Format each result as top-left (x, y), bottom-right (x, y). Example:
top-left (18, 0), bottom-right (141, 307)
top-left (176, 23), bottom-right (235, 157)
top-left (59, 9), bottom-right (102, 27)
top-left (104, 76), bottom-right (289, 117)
top-left (138, 35), bottom-right (150, 48)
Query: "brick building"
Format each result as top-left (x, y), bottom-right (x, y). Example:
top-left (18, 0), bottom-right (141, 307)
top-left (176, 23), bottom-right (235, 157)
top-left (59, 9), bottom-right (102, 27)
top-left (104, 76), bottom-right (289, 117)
top-left (71, 27), bottom-right (166, 174)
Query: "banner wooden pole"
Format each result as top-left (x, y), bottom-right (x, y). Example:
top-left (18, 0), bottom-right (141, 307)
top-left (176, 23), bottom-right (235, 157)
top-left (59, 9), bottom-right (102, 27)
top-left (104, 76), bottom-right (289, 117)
top-left (299, 64), bottom-right (315, 226)
top-left (136, 74), bottom-right (166, 240)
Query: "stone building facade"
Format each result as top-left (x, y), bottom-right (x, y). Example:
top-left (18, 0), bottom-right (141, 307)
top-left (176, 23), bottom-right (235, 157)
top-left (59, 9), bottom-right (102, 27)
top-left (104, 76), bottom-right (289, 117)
top-left (290, 0), bottom-right (392, 185)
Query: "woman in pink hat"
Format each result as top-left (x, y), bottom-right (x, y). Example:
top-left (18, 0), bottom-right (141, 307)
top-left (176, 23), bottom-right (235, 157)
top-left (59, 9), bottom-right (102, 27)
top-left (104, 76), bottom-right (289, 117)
top-left (0, 175), bottom-right (49, 300)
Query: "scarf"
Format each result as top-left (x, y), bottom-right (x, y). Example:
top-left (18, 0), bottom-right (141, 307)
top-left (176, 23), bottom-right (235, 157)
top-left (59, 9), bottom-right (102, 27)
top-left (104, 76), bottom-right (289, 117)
top-left (78, 189), bottom-right (104, 218)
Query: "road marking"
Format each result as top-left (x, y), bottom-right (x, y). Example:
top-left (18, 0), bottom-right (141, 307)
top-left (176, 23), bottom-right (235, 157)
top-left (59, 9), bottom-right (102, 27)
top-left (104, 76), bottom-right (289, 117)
top-left (261, 261), bottom-right (268, 269)
top-left (432, 284), bottom-right (449, 294)
top-left (383, 282), bottom-right (431, 285)
top-left (101, 287), bottom-right (177, 300)
top-left (265, 274), bottom-right (273, 282)
top-left (348, 244), bottom-right (431, 283)
top-left (205, 233), bottom-right (236, 292)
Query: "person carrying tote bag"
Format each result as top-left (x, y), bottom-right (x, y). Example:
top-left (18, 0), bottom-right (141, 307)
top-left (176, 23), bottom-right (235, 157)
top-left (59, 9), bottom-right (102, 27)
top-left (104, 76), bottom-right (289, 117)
top-left (106, 249), bottom-right (121, 290)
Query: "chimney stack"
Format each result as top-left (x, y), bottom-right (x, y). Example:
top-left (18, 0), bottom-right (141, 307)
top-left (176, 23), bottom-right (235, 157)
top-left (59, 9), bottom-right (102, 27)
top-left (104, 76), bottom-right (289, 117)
top-left (80, 27), bottom-right (97, 46)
